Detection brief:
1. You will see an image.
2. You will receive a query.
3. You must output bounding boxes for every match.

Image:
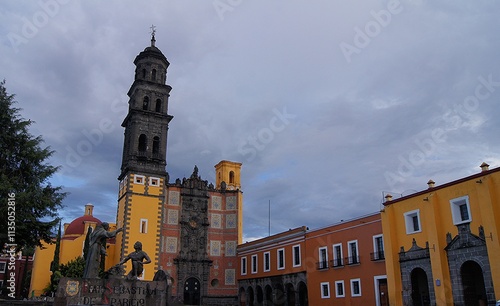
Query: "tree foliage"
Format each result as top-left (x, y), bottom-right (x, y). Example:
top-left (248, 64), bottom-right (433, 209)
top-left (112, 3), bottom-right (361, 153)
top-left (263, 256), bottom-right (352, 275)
top-left (0, 80), bottom-right (66, 250)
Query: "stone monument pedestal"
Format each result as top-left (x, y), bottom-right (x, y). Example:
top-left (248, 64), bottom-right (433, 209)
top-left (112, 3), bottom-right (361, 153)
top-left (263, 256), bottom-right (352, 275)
top-left (54, 277), bottom-right (167, 306)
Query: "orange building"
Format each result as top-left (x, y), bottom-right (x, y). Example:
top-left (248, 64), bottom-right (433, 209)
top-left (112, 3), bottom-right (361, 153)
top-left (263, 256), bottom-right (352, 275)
top-left (238, 227), bottom-right (308, 305)
top-left (305, 213), bottom-right (387, 306)
top-left (237, 213), bottom-right (387, 306)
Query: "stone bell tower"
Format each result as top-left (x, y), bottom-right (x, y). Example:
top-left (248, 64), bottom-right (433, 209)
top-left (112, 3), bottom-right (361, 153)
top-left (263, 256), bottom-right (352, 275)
top-left (115, 28), bottom-right (173, 278)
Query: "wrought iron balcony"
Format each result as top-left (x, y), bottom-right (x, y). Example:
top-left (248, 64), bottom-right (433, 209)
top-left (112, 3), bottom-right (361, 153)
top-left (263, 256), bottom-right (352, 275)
top-left (345, 256), bottom-right (360, 265)
top-left (370, 251), bottom-right (385, 261)
top-left (316, 261), bottom-right (329, 270)
top-left (331, 258), bottom-right (344, 268)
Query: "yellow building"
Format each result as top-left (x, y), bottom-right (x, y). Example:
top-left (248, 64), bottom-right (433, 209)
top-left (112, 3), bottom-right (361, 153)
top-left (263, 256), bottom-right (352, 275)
top-left (29, 204), bottom-right (117, 296)
top-left (381, 162), bottom-right (500, 305)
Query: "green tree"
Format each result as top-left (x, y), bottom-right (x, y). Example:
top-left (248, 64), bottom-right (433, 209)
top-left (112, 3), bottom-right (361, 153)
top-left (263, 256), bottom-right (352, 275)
top-left (0, 80), bottom-right (66, 250)
top-left (44, 256), bottom-right (85, 295)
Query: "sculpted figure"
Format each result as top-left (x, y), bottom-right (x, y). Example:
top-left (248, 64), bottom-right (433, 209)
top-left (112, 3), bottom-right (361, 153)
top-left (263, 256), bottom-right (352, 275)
top-left (83, 222), bottom-right (123, 278)
top-left (118, 241), bottom-right (151, 280)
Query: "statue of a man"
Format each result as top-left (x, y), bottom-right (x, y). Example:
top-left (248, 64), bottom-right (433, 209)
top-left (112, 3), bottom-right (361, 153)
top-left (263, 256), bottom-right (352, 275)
top-left (83, 222), bottom-right (122, 278)
top-left (118, 241), bottom-right (151, 280)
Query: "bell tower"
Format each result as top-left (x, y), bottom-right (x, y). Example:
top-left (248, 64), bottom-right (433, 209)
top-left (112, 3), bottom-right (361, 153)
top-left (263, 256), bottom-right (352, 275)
top-left (115, 28), bottom-right (173, 278)
top-left (119, 27), bottom-right (173, 179)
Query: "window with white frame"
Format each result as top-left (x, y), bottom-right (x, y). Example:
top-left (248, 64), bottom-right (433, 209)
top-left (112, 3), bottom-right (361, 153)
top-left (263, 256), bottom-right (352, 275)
top-left (277, 248), bottom-right (285, 270)
top-left (251, 255), bottom-right (258, 274)
top-left (450, 195), bottom-right (472, 225)
top-left (320, 282), bottom-right (330, 298)
top-left (140, 219), bottom-right (148, 233)
top-left (293, 245), bottom-right (301, 267)
top-left (149, 177), bottom-right (160, 187)
top-left (319, 246), bottom-right (328, 269)
top-left (332, 243), bottom-right (343, 267)
top-left (372, 234), bottom-right (385, 260)
top-left (404, 209), bottom-right (421, 234)
top-left (264, 252), bottom-right (270, 272)
top-left (134, 175), bottom-right (145, 184)
top-left (350, 279), bottom-right (361, 297)
top-left (335, 280), bottom-right (345, 297)
top-left (241, 257), bottom-right (247, 275)
top-left (347, 240), bottom-right (359, 264)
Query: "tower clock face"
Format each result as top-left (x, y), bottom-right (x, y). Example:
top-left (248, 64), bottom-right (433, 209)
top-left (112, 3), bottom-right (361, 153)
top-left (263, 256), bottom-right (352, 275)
top-left (189, 219), bottom-right (198, 229)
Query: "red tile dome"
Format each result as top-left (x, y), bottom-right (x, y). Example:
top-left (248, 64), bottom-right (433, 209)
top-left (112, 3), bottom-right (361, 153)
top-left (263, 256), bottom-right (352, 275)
top-left (64, 215), bottom-right (101, 236)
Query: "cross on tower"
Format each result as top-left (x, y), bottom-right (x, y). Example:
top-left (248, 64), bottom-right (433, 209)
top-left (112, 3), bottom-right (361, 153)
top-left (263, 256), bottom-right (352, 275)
top-left (150, 24), bottom-right (156, 46)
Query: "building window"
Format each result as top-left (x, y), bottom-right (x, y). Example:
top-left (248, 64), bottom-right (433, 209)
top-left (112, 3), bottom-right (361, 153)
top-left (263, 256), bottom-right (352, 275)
top-left (332, 243), bottom-right (343, 267)
top-left (152, 69), bottom-right (157, 81)
top-left (404, 209), bottom-right (421, 234)
top-left (264, 252), bottom-right (270, 272)
top-left (347, 240), bottom-right (359, 265)
top-left (0, 262), bottom-right (6, 273)
top-left (293, 245), bottom-right (301, 267)
top-left (372, 235), bottom-right (385, 260)
top-left (134, 175), bottom-right (145, 185)
top-left (149, 177), bottom-right (160, 187)
top-left (229, 171), bottom-right (235, 184)
top-left (152, 136), bottom-right (160, 156)
top-left (140, 219), bottom-right (148, 233)
top-left (251, 255), bottom-right (258, 274)
top-left (155, 99), bottom-right (162, 112)
top-left (318, 246), bottom-right (328, 270)
top-left (320, 282), bottom-right (330, 298)
top-left (350, 279), bottom-right (361, 297)
top-left (335, 280), bottom-right (345, 297)
top-left (138, 134), bottom-right (147, 152)
top-left (450, 195), bottom-right (472, 225)
top-left (142, 68), bottom-right (146, 79)
top-left (143, 96), bottom-right (149, 110)
top-left (277, 248), bottom-right (285, 270)
top-left (241, 257), bottom-right (247, 275)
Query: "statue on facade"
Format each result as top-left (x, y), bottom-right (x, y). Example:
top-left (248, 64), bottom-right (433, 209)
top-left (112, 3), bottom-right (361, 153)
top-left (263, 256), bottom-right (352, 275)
top-left (117, 241), bottom-right (151, 280)
top-left (83, 222), bottom-right (123, 278)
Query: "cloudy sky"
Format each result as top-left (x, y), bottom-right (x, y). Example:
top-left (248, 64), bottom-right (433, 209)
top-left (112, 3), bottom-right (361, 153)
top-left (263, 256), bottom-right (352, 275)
top-left (2, 1), bottom-right (500, 241)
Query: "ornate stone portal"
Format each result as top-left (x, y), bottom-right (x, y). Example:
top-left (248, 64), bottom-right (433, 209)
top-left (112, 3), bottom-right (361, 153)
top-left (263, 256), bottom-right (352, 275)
top-left (174, 166), bottom-right (213, 305)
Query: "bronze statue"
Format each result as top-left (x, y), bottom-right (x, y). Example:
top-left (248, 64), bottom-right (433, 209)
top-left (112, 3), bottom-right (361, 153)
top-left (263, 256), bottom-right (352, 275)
top-left (118, 241), bottom-right (151, 280)
top-left (83, 222), bottom-right (122, 278)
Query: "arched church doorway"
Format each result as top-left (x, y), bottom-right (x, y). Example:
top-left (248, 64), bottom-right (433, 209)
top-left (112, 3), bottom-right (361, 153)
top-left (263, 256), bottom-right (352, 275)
top-left (247, 286), bottom-right (255, 306)
top-left (461, 261), bottom-right (487, 306)
top-left (239, 287), bottom-right (246, 306)
top-left (297, 281), bottom-right (308, 306)
top-left (411, 268), bottom-right (430, 306)
top-left (183, 277), bottom-right (200, 305)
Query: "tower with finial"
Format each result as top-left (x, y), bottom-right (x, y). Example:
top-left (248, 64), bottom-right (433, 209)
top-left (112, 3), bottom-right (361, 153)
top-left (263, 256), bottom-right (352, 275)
top-left (115, 28), bottom-right (173, 278)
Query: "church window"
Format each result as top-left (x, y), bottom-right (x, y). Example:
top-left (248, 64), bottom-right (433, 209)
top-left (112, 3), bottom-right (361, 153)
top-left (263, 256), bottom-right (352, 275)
top-left (138, 134), bottom-right (147, 152)
top-left (134, 175), bottom-right (145, 185)
top-left (142, 68), bottom-right (146, 79)
top-left (149, 177), bottom-right (160, 187)
top-left (155, 99), bottom-right (162, 112)
top-left (152, 136), bottom-right (160, 155)
top-left (140, 219), bottom-right (148, 233)
top-left (143, 96), bottom-right (149, 110)
top-left (229, 171), bottom-right (235, 184)
top-left (152, 69), bottom-right (157, 81)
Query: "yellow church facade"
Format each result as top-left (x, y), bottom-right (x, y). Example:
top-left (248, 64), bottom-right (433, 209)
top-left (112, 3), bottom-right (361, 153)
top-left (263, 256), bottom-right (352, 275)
top-left (29, 204), bottom-right (118, 296)
top-left (381, 163), bottom-right (500, 305)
